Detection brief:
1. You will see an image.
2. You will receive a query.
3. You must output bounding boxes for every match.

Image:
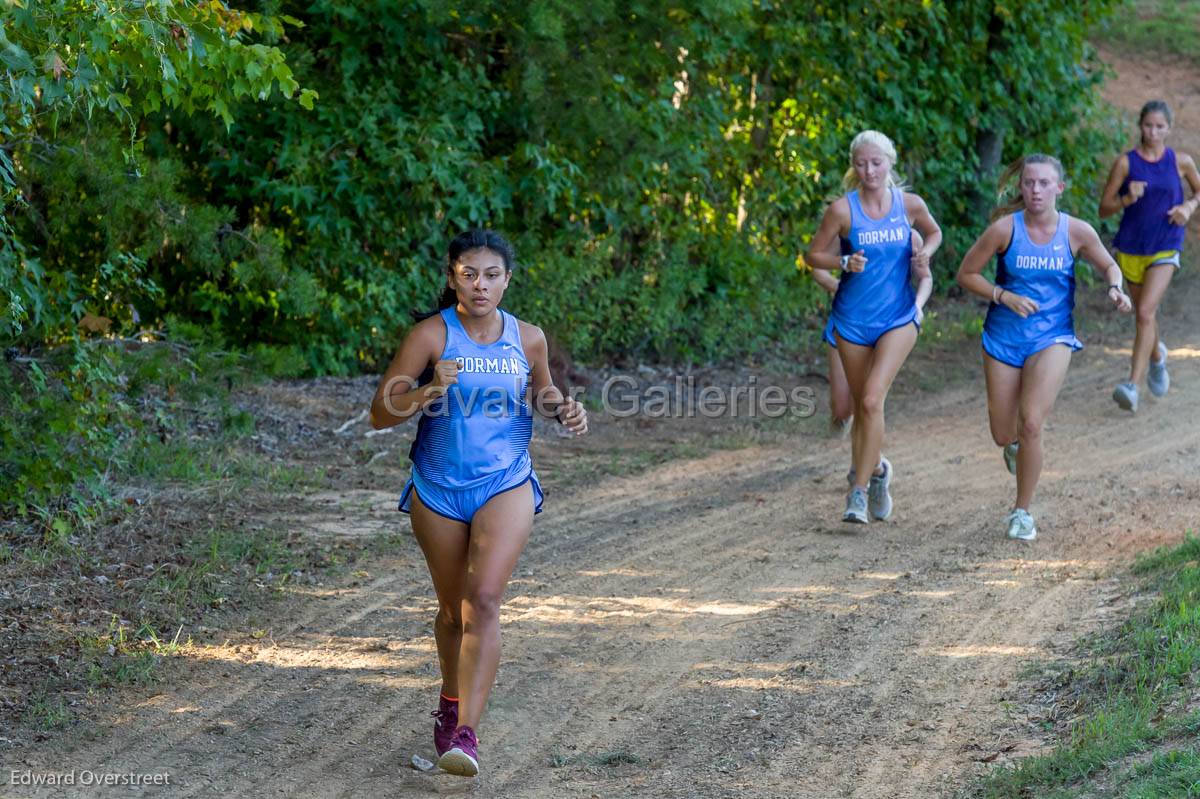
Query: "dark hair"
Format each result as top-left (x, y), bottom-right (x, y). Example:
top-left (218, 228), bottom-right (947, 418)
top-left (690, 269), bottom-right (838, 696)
top-left (989, 153), bottom-right (1065, 222)
top-left (1139, 100), bottom-right (1173, 126)
top-left (411, 229), bottom-right (517, 321)
top-left (1138, 100), bottom-right (1173, 146)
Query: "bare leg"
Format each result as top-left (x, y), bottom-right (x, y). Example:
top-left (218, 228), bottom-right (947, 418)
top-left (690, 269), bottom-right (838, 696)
top-left (1014, 345), bottom-right (1072, 510)
top-left (1127, 265), bottom-right (1174, 384)
top-left (837, 324), bottom-right (918, 490)
top-left (982, 352), bottom-right (1021, 448)
top-left (456, 481), bottom-right (535, 729)
top-left (410, 491), bottom-right (470, 700)
top-left (828, 345), bottom-right (854, 427)
top-left (838, 338), bottom-right (873, 484)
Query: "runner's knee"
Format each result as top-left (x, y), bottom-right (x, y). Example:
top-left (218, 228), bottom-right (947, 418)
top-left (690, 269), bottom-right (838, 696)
top-left (1017, 414), bottom-right (1043, 442)
top-left (462, 587), bottom-right (504, 623)
top-left (857, 389), bottom-right (885, 418)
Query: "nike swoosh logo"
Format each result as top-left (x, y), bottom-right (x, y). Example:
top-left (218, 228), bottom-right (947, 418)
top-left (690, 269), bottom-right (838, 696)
top-left (1053, 245), bottom-right (1064, 251)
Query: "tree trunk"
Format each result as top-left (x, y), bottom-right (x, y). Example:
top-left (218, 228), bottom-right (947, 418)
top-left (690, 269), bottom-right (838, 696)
top-left (971, 125), bottom-right (1006, 222)
top-left (969, 9), bottom-right (1008, 223)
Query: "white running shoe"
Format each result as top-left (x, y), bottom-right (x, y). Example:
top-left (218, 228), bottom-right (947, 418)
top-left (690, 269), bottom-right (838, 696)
top-left (868, 457), bottom-right (893, 521)
top-left (1005, 509), bottom-right (1037, 541)
top-left (1112, 381), bottom-right (1138, 413)
top-left (843, 487), bottom-right (869, 524)
top-left (1148, 341), bottom-right (1169, 398)
top-left (1003, 442), bottom-right (1018, 476)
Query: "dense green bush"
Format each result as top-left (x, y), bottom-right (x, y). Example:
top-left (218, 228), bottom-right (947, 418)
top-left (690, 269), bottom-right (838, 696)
top-left (197, 0), bottom-right (1122, 368)
top-left (1, 1), bottom-right (307, 518)
top-left (8, 0), bottom-right (1123, 374)
top-left (2, 0), bottom-right (310, 336)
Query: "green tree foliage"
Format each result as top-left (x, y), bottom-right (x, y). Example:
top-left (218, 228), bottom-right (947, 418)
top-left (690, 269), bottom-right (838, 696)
top-left (27, 0), bottom-right (1116, 373)
top-left (1, 0), bottom-right (306, 518)
top-left (1, 0), bottom-right (312, 341)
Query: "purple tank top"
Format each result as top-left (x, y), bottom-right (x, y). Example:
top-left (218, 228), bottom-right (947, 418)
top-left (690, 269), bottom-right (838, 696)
top-left (1113, 147), bottom-right (1185, 255)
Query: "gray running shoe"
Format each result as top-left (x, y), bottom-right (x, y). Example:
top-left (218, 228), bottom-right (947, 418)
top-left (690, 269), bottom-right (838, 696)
top-left (1112, 381), bottom-right (1138, 413)
top-left (1005, 509), bottom-right (1037, 541)
top-left (1148, 341), bottom-right (1169, 398)
top-left (1003, 441), bottom-right (1019, 476)
top-left (868, 457), bottom-right (893, 521)
top-left (843, 487), bottom-right (869, 524)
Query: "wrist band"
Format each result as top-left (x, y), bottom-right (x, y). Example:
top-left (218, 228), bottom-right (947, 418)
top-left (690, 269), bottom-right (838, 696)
top-left (991, 285), bottom-right (1000, 303)
top-left (840, 255), bottom-right (850, 269)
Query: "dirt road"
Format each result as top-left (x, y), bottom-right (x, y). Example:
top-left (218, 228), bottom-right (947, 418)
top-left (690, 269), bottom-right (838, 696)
top-left (6, 51), bottom-right (1200, 799)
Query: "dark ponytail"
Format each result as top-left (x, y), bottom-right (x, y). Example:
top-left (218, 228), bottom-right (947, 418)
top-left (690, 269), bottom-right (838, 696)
top-left (411, 229), bottom-right (517, 322)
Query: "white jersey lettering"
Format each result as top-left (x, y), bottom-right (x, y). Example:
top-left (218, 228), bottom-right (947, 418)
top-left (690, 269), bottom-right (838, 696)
top-left (856, 227), bottom-right (908, 247)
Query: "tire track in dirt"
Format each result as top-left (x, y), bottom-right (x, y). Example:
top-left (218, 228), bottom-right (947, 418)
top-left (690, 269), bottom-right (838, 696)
top-left (486, 346), bottom-right (1198, 799)
top-left (10, 322), bottom-right (1199, 798)
top-left (7, 446), bottom-right (816, 796)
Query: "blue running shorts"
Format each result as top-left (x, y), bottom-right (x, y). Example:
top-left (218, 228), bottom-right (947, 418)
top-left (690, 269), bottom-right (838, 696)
top-left (981, 331), bottom-right (1082, 369)
top-left (823, 308), bottom-right (921, 348)
top-left (399, 460), bottom-right (544, 524)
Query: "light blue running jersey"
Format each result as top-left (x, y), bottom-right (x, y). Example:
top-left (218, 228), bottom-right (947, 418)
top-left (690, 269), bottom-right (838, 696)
top-left (410, 307), bottom-right (534, 489)
top-left (828, 186), bottom-right (917, 346)
top-left (982, 211), bottom-right (1081, 367)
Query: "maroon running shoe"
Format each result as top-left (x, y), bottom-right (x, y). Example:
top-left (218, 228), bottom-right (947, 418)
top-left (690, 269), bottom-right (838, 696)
top-left (432, 696), bottom-right (458, 757)
top-left (437, 725), bottom-right (479, 776)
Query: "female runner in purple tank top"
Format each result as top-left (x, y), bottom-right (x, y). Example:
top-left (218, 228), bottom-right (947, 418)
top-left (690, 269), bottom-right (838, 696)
top-left (369, 230), bottom-right (588, 777)
top-left (1098, 100), bottom-right (1200, 413)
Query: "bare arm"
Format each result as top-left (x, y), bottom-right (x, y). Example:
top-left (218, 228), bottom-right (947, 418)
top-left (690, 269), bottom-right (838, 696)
top-left (910, 228), bottom-right (932, 312)
top-left (1070, 217), bottom-right (1132, 313)
top-left (805, 197), bottom-right (854, 271)
top-left (369, 319), bottom-right (453, 429)
top-left (1098, 154), bottom-right (1131, 219)
top-left (904, 192), bottom-right (943, 274)
top-left (520, 321), bottom-right (587, 434)
top-left (1168, 152), bottom-right (1200, 225)
top-left (955, 216), bottom-right (1037, 318)
top-left (914, 275), bottom-right (932, 311)
top-left (955, 218), bottom-right (1009, 300)
top-left (811, 266), bottom-right (839, 294)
